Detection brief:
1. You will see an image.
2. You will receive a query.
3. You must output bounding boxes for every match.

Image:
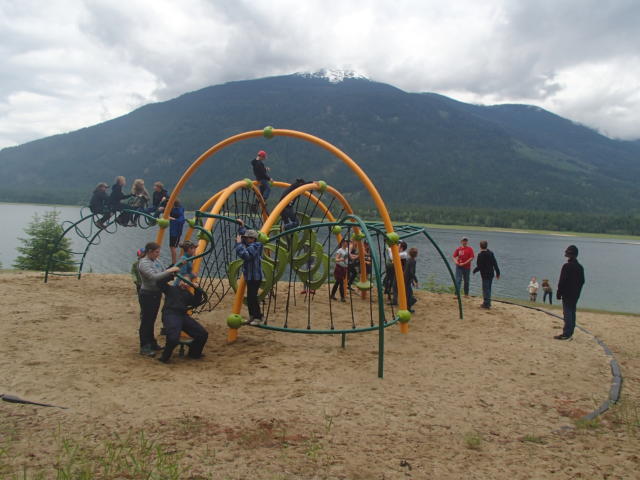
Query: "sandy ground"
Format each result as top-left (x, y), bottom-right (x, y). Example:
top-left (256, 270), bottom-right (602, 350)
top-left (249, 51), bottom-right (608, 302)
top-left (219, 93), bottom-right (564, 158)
top-left (1, 271), bottom-right (639, 479)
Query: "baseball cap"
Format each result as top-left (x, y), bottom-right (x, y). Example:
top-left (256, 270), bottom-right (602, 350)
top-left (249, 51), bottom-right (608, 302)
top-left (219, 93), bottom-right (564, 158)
top-left (461, 237), bottom-right (468, 242)
top-left (180, 240), bottom-right (196, 250)
top-left (242, 229), bottom-right (259, 239)
top-left (136, 248), bottom-right (145, 257)
top-left (257, 150), bottom-right (267, 158)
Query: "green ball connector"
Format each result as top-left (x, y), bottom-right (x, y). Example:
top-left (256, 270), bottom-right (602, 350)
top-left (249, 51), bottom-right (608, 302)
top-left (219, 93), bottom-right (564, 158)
top-left (156, 218), bottom-right (169, 229)
top-left (244, 178), bottom-right (254, 188)
top-left (397, 310), bottom-right (412, 323)
top-left (258, 232), bottom-right (269, 243)
top-left (186, 218), bottom-right (196, 228)
top-left (316, 180), bottom-right (328, 192)
top-left (263, 126), bottom-right (274, 139)
top-left (331, 225), bottom-right (342, 235)
top-left (226, 314), bottom-right (244, 329)
top-left (386, 232), bottom-right (400, 245)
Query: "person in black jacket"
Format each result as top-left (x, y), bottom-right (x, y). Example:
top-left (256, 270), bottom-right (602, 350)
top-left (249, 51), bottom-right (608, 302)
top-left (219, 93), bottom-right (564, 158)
top-left (251, 150), bottom-right (271, 201)
top-left (554, 245), bottom-right (585, 340)
top-left (110, 176), bottom-right (133, 225)
top-left (157, 279), bottom-right (208, 363)
top-left (404, 247), bottom-right (419, 312)
top-left (472, 240), bottom-right (500, 309)
top-left (89, 182), bottom-right (111, 228)
top-left (148, 181), bottom-right (170, 216)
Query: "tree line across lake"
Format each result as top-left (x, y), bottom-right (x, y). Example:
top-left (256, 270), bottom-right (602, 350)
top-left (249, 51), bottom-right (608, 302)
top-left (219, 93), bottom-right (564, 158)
top-left (356, 203), bottom-right (640, 236)
top-left (3, 191), bottom-right (638, 237)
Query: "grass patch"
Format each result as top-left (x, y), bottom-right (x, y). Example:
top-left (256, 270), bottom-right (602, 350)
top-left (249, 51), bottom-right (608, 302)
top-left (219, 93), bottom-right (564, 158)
top-left (463, 431), bottom-right (482, 450)
top-left (422, 275), bottom-right (456, 294)
top-left (492, 297), bottom-right (640, 317)
top-left (1, 430), bottom-right (184, 480)
top-left (609, 398), bottom-right (640, 432)
top-left (405, 221), bottom-right (640, 241)
top-left (574, 418), bottom-right (602, 430)
top-left (521, 434), bottom-right (546, 444)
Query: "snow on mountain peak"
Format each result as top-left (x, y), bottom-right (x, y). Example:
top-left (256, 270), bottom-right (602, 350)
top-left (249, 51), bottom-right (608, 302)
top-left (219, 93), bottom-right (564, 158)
top-left (296, 69), bottom-right (369, 83)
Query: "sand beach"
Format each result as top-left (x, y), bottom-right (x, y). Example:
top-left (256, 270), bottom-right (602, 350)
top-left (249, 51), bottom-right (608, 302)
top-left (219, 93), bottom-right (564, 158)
top-left (1, 271), bottom-right (639, 479)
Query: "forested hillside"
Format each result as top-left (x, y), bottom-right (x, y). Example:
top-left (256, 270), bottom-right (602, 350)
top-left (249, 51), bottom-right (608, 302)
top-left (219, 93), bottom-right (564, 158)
top-left (1, 74), bottom-right (639, 233)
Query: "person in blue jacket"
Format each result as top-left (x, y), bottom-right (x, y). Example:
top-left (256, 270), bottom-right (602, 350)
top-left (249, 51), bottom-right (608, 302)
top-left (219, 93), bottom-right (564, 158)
top-left (235, 220), bottom-right (264, 325)
top-left (168, 200), bottom-right (185, 265)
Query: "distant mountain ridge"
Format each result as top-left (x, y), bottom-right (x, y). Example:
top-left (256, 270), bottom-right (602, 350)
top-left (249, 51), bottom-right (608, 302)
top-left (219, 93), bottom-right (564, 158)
top-left (1, 74), bottom-right (639, 221)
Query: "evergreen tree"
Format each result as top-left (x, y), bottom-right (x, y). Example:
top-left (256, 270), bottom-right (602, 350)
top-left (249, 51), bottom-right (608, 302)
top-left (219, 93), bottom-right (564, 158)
top-left (13, 210), bottom-right (75, 272)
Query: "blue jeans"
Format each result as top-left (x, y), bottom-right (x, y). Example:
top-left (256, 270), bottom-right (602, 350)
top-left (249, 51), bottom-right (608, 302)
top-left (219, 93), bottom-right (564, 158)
top-left (259, 179), bottom-right (271, 201)
top-left (481, 276), bottom-right (493, 307)
top-left (455, 266), bottom-right (471, 295)
top-left (562, 298), bottom-right (578, 337)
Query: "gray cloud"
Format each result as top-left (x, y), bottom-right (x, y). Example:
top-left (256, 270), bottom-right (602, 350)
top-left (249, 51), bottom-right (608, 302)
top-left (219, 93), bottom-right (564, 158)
top-left (1, 0), bottom-right (640, 149)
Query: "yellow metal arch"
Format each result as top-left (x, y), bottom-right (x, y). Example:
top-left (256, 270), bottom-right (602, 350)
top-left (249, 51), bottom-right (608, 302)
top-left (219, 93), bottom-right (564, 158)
top-left (155, 129), bottom-right (407, 315)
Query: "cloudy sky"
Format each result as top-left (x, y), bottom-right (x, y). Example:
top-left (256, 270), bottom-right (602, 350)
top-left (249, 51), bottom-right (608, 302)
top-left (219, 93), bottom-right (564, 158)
top-left (1, 0), bottom-right (639, 149)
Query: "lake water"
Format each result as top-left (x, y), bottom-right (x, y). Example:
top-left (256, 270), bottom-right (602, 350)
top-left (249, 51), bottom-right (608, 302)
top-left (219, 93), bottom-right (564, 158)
top-left (1, 202), bottom-right (638, 314)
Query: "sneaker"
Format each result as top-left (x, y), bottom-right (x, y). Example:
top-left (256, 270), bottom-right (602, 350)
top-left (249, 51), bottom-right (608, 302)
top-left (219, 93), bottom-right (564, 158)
top-left (248, 317), bottom-right (263, 326)
top-left (330, 296), bottom-right (337, 301)
top-left (553, 335), bottom-right (572, 341)
top-left (139, 346), bottom-right (156, 357)
top-left (151, 344), bottom-right (163, 351)
top-left (187, 353), bottom-right (205, 360)
top-left (340, 298), bottom-right (346, 303)
top-left (480, 304), bottom-right (490, 309)
top-left (157, 357), bottom-right (170, 364)
top-left (409, 309), bottom-right (415, 313)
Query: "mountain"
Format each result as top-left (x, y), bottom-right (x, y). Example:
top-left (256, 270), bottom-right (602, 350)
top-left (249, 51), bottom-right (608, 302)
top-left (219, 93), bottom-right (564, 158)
top-left (1, 73), bottom-right (639, 222)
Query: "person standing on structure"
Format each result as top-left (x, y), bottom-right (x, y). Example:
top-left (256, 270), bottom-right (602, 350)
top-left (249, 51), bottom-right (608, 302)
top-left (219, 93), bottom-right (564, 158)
top-left (251, 150), bottom-right (271, 201)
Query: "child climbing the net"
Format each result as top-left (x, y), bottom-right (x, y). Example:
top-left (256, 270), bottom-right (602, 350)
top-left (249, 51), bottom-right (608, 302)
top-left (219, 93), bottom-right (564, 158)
top-left (235, 220), bottom-right (264, 325)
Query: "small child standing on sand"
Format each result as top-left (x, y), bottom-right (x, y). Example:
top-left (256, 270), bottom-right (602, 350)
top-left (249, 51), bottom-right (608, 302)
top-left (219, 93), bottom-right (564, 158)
top-left (541, 278), bottom-right (553, 305)
top-left (528, 276), bottom-right (539, 302)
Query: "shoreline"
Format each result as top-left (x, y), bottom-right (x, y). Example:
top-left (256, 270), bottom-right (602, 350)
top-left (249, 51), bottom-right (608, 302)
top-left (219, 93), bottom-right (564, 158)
top-left (2, 200), bottom-right (639, 241)
top-left (3, 269), bottom-right (637, 316)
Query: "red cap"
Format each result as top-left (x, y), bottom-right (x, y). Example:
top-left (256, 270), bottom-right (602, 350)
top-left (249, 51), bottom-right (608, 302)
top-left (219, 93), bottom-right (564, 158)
top-left (257, 150), bottom-right (267, 158)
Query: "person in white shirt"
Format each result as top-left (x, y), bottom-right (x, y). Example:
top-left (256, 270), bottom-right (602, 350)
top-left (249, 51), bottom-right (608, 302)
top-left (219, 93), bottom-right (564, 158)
top-left (528, 276), bottom-right (539, 302)
top-left (330, 240), bottom-right (349, 302)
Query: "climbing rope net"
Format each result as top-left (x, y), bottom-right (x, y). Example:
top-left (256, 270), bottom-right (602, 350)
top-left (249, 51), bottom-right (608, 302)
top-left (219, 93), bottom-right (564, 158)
top-left (176, 180), bottom-right (405, 334)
